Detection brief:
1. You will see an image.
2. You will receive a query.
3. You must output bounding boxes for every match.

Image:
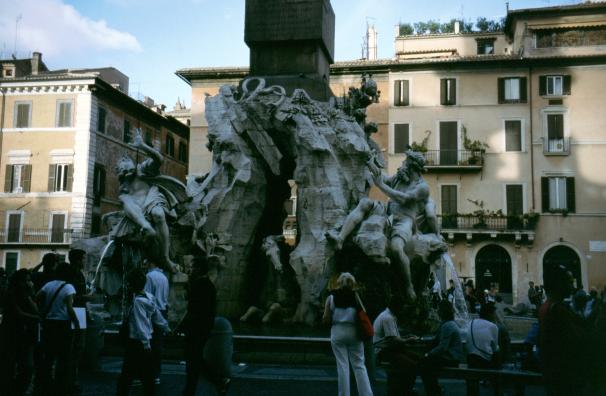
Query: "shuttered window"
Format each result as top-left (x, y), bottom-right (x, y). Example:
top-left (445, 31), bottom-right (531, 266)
top-left (506, 185), bottom-right (524, 215)
top-left (547, 114), bottom-right (564, 140)
top-left (178, 142), bottom-right (188, 162)
top-left (539, 75), bottom-right (571, 96)
top-left (93, 164), bottom-right (106, 206)
top-left (440, 78), bottom-right (456, 105)
top-left (394, 124), bottom-right (409, 154)
top-left (56, 101), bottom-right (73, 127)
top-left (123, 120), bottom-right (131, 143)
top-left (4, 164), bottom-right (32, 193)
top-left (394, 80), bottom-right (410, 106)
top-left (498, 77), bottom-right (527, 103)
top-left (97, 107), bottom-right (107, 133)
top-left (165, 135), bottom-right (175, 157)
top-left (541, 176), bottom-right (575, 213)
top-left (441, 185), bottom-right (458, 228)
top-left (48, 164), bottom-right (73, 192)
top-left (505, 120), bottom-right (522, 152)
top-left (7, 213), bottom-right (22, 242)
top-left (14, 102), bottom-right (31, 128)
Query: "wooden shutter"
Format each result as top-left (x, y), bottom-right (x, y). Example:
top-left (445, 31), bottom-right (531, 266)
top-left (566, 177), bottom-right (575, 213)
top-left (66, 164), bottom-right (74, 192)
top-left (563, 75), bottom-right (571, 95)
top-left (440, 79), bottom-right (447, 105)
top-left (539, 76), bottom-right (547, 96)
top-left (506, 185), bottom-right (523, 215)
top-left (449, 79), bottom-right (456, 105)
top-left (541, 177), bottom-right (549, 213)
top-left (547, 114), bottom-right (564, 140)
top-left (505, 120), bottom-right (522, 151)
top-left (519, 77), bottom-right (527, 103)
top-left (394, 80), bottom-right (401, 106)
top-left (394, 124), bottom-right (410, 154)
top-left (401, 80), bottom-right (409, 106)
top-left (48, 164), bottom-right (57, 192)
top-left (4, 165), bottom-right (13, 192)
top-left (498, 78), bottom-right (505, 104)
top-left (21, 164), bottom-right (32, 193)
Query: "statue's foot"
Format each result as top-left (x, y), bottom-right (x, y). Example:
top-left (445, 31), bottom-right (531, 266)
top-left (325, 230), bottom-right (343, 250)
top-left (164, 259), bottom-right (179, 274)
top-left (240, 306), bottom-right (264, 322)
top-left (262, 303), bottom-right (283, 323)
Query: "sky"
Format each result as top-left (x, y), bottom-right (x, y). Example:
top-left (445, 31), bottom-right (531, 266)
top-left (0, 0), bottom-right (581, 108)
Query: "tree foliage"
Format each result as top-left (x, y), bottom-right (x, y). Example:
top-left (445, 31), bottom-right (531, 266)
top-left (402, 17), bottom-right (504, 35)
top-left (399, 23), bottom-right (414, 36)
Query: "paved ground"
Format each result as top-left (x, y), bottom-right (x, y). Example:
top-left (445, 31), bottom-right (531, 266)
top-left (77, 357), bottom-right (547, 396)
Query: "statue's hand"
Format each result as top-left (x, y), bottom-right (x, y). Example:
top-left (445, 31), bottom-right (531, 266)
top-left (129, 128), bottom-right (145, 149)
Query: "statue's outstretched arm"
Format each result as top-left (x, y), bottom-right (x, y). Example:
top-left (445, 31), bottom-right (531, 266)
top-left (130, 128), bottom-right (164, 166)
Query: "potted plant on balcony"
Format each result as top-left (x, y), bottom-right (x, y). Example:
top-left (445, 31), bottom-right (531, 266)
top-left (462, 126), bottom-right (488, 165)
top-left (522, 211), bottom-right (540, 230)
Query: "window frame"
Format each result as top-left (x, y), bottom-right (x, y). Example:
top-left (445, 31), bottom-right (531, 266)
top-left (97, 106), bottom-right (107, 133)
top-left (5, 210), bottom-right (24, 243)
top-left (3, 251), bottom-right (20, 275)
top-left (165, 134), bottom-right (175, 157)
top-left (503, 183), bottom-right (526, 215)
top-left (178, 141), bottom-right (188, 162)
top-left (10, 164), bottom-right (26, 193)
top-left (123, 119), bottom-right (131, 143)
top-left (503, 118), bottom-right (525, 152)
top-left (393, 79), bottom-right (411, 107)
top-left (53, 163), bottom-right (70, 192)
top-left (546, 75), bottom-right (563, 96)
top-left (476, 38), bottom-right (495, 55)
top-left (440, 78), bottom-right (457, 106)
top-left (548, 177), bottom-right (568, 211)
top-left (13, 101), bottom-right (32, 128)
top-left (498, 77), bottom-right (527, 104)
top-left (55, 100), bottom-right (74, 127)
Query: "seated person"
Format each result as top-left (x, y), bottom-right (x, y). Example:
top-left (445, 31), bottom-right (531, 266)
top-left (466, 303), bottom-right (500, 369)
top-left (417, 301), bottom-right (463, 396)
top-left (373, 295), bottom-right (420, 396)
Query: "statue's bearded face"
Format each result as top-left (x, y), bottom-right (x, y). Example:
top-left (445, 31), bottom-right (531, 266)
top-left (117, 158), bottom-right (136, 179)
top-left (396, 163), bottom-right (410, 183)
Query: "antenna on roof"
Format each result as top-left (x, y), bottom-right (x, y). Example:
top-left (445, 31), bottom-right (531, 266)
top-left (13, 14), bottom-right (22, 57)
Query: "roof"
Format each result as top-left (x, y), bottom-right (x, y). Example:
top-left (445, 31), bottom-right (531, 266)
top-left (0, 71), bottom-right (98, 83)
top-left (176, 67), bottom-right (249, 84)
top-left (505, 1), bottom-right (606, 36)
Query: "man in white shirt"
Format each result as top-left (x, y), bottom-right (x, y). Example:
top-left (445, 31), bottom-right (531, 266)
top-left (373, 295), bottom-right (419, 396)
top-left (36, 262), bottom-right (80, 395)
top-left (466, 302), bottom-right (500, 369)
top-left (144, 259), bottom-right (169, 383)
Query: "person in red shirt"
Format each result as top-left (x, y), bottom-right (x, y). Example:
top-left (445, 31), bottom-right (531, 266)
top-left (538, 265), bottom-right (589, 396)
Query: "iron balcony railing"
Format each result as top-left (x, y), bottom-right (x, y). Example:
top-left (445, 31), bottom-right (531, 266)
top-left (0, 228), bottom-right (86, 244)
top-left (422, 150), bottom-right (485, 167)
top-left (438, 214), bottom-right (539, 232)
top-left (543, 137), bottom-right (570, 155)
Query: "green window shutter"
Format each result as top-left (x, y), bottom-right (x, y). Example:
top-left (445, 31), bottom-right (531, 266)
top-left (566, 177), bottom-right (575, 213)
top-left (22, 164), bottom-right (32, 193)
top-left (498, 78), bottom-right (505, 104)
top-left (48, 164), bottom-right (57, 192)
top-left (450, 79), bottom-right (457, 105)
top-left (440, 79), bottom-right (447, 105)
top-left (401, 80), bottom-right (409, 106)
top-left (394, 124), bottom-right (410, 154)
top-left (541, 177), bottom-right (549, 213)
top-left (4, 165), bottom-right (13, 192)
top-left (519, 77), bottom-right (527, 103)
top-left (539, 76), bottom-right (547, 96)
top-left (394, 80), bottom-right (401, 106)
top-left (563, 75), bottom-right (571, 95)
top-left (505, 120), bottom-right (522, 151)
top-left (66, 164), bottom-right (74, 192)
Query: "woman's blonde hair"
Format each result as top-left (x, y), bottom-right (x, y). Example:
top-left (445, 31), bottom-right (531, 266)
top-left (336, 272), bottom-right (356, 290)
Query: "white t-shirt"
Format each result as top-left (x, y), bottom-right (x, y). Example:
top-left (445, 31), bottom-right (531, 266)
top-left (373, 308), bottom-right (400, 344)
top-left (41, 280), bottom-right (76, 321)
top-left (466, 318), bottom-right (499, 361)
top-left (328, 295), bottom-right (356, 325)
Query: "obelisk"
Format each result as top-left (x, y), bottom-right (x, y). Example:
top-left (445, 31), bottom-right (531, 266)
top-left (244, 0), bottom-right (335, 101)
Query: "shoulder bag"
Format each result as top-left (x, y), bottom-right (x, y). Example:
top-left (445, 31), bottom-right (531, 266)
top-left (355, 292), bottom-right (374, 340)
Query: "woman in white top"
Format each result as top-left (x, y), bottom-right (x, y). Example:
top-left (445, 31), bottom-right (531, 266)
top-left (323, 273), bottom-right (373, 396)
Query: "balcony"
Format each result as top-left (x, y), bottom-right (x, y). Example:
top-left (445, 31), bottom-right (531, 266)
top-left (422, 150), bottom-right (484, 172)
top-left (438, 214), bottom-right (538, 245)
top-left (543, 137), bottom-right (570, 156)
top-left (0, 228), bottom-right (87, 245)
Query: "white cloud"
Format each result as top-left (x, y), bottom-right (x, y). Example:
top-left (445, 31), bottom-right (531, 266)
top-left (0, 0), bottom-right (142, 57)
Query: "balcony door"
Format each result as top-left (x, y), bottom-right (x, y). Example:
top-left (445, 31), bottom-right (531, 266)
top-left (441, 185), bottom-right (458, 228)
top-left (439, 121), bottom-right (458, 165)
top-left (50, 213), bottom-right (66, 243)
top-left (547, 114), bottom-right (564, 152)
top-left (7, 213), bottom-right (22, 242)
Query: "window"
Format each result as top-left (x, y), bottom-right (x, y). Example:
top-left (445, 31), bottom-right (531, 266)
top-left (4, 67), bottom-right (14, 78)
top-left (394, 80), bottom-right (410, 106)
top-left (165, 135), bottom-right (175, 157)
top-left (91, 214), bottom-right (102, 237)
top-left (539, 75), bottom-right (571, 96)
top-left (505, 120), bottom-right (522, 152)
top-left (93, 164), bottom-right (106, 205)
top-left (477, 39), bottom-right (495, 55)
top-left (48, 164), bottom-right (72, 192)
top-left (6, 213), bottom-right (22, 243)
top-left (97, 107), bottom-right (106, 133)
top-left (56, 100), bottom-right (73, 127)
top-left (178, 141), bottom-right (188, 162)
top-left (542, 177), bottom-right (575, 213)
top-left (498, 77), bottom-right (527, 103)
top-left (4, 164), bottom-right (31, 193)
top-left (123, 120), bottom-right (131, 143)
top-left (4, 252), bottom-right (19, 275)
top-left (145, 129), bottom-right (154, 146)
top-left (393, 124), bottom-right (410, 154)
top-left (50, 213), bottom-right (66, 243)
top-left (546, 113), bottom-right (565, 153)
top-left (536, 27), bottom-right (606, 48)
top-left (14, 102), bottom-right (31, 128)
top-left (440, 78), bottom-right (456, 105)
top-left (506, 184), bottom-right (524, 228)
top-left (441, 185), bottom-right (458, 228)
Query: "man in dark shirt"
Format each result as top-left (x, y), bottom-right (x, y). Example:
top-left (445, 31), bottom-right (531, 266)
top-left (182, 255), bottom-right (217, 396)
top-left (31, 253), bottom-right (57, 292)
top-left (539, 265), bottom-right (589, 396)
top-left (67, 248), bottom-right (88, 394)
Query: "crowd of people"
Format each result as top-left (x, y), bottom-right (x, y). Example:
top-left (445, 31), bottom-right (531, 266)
top-left (0, 250), bottom-right (220, 396)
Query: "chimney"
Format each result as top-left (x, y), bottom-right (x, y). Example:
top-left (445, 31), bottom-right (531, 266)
top-left (454, 21), bottom-right (460, 34)
top-left (31, 52), bottom-right (42, 75)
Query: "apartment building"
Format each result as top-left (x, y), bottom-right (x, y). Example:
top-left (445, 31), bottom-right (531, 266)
top-left (177, 2), bottom-right (606, 303)
top-left (0, 53), bottom-right (189, 272)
